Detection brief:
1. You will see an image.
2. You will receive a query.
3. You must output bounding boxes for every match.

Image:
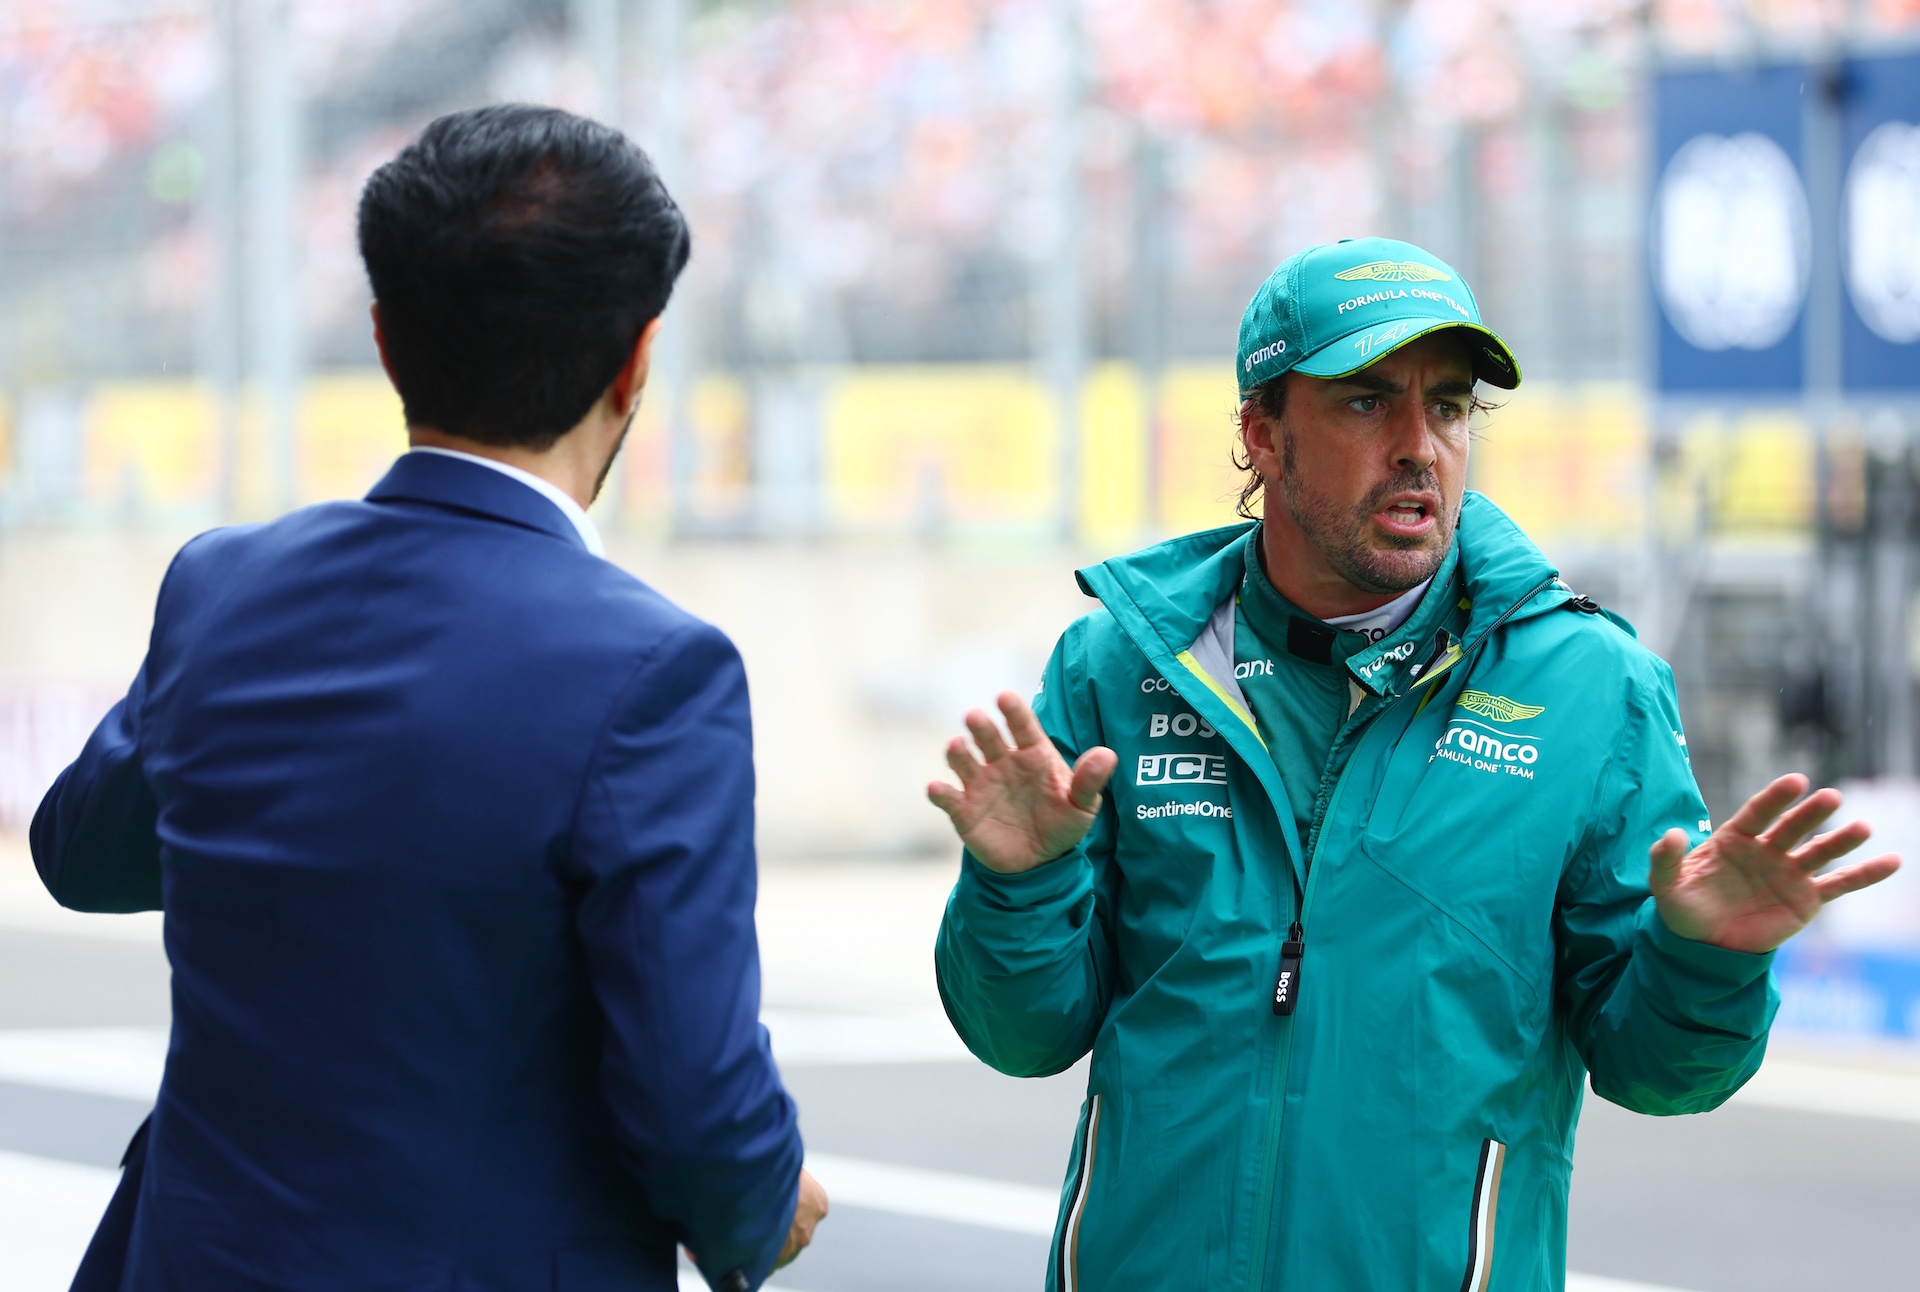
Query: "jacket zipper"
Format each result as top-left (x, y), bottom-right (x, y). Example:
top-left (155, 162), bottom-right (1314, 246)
top-left (1243, 699), bottom-right (1378, 1291)
top-left (1061, 1094), bottom-right (1102, 1292)
top-left (1459, 1138), bottom-right (1507, 1292)
top-left (1245, 575), bottom-right (1557, 1291)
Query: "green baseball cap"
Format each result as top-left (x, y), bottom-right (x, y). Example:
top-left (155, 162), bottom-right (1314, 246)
top-left (1236, 236), bottom-right (1521, 395)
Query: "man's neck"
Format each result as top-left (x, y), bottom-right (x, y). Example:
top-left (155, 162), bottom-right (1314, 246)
top-left (1257, 514), bottom-right (1402, 620)
top-left (408, 426), bottom-right (604, 511)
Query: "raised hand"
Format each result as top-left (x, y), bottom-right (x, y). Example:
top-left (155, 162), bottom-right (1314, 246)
top-left (1651, 773), bottom-right (1901, 954)
top-left (927, 691), bottom-right (1119, 875)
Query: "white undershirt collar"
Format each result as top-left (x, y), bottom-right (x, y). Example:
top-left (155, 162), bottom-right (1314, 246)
top-left (408, 447), bottom-right (604, 558)
top-left (1322, 577), bottom-right (1432, 644)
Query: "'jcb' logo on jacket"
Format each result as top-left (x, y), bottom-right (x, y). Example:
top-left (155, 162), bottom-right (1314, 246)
top-left (1137, 754), bottom-right (1229, 786)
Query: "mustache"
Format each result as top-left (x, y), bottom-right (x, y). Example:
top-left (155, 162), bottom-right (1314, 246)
top-left (1357, 466), bottom-right (1441, 515)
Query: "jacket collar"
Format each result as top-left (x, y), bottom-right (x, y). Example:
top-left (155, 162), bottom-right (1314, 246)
top-left (1075, 520), bottom-right (1257, 664)
top-left (1075, 492), bottom-right (1573, 681)
top-left (1448, 491), bottom-right (1570, 643)
top-left (365, 451), bottom-right (588, 552)
top-left (1072, 492), bottom-right (1570, 885)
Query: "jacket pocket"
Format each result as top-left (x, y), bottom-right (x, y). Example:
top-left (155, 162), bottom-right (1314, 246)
top-left (1459, 1138), bottom-right (1507, 1292)
top-left (1060, 1093), bottom-right (1103, 1292)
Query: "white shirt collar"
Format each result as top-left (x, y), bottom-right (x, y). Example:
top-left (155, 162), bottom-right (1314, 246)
top-left (407, 447), bottom-right (605, 558)
top-left (1323, 577), bottom-right (1432, 642)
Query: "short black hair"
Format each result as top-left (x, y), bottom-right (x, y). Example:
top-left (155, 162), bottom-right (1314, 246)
top-left (358, 104), bottom-right (690, 449)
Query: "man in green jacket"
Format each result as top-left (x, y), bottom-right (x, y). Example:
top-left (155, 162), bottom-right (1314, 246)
top-left (929, 236), bottom-right (1899, 1292)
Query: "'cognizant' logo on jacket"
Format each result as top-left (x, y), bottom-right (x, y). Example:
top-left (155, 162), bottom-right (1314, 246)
top-left (1137, 753), bottom-right (1229, 786)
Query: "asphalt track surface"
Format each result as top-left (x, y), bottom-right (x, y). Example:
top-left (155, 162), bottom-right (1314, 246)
top-left (2, 893), bottom-right (1918, 1292)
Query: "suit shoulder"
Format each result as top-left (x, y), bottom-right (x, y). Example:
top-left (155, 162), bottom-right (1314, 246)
top-left (565, 564), bottom-right (746, 691)
top-left (166, 518), bottom-right (273, 568)
top-left (155, 516), bottom-right (294, 609)
top-left (580, 561), bottom-right (726, 641)
top-left (165, 502), bottom-right (375, 577)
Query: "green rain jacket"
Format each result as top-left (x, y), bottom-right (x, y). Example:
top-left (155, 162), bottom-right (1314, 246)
top-left (935, 493), bottom-right (1777, 1292)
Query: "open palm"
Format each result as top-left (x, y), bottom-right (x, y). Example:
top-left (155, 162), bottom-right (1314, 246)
top-left (1652, 773), bottom-right (1901, 954)
top-left (927, 692), bottom-right (1119, 875)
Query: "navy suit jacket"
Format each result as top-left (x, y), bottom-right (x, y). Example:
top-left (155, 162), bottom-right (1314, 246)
top-left (32, 451), bottom-right (802, 1292)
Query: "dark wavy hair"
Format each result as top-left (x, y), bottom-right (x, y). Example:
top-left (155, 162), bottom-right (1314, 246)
top-left (1230, 377), bottom-right (1288, 520)
top-left (358, 105), bottom-right (690, 449)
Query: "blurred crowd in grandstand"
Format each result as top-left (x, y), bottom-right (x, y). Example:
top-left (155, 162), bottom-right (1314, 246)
top-left (2, 0), bottom-right (1914, 382)
top-left (0, 2), bottom-right (1911, 601)
top-left (0, 0), bottom-right (1909, 546)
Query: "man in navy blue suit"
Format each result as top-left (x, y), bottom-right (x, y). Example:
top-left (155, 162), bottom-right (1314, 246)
top-left (31, 104), bottom-right (825, 1292)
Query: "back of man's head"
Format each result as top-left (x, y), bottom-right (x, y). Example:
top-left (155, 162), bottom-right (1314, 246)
top-left (358, 104), bottom-right (689, 450)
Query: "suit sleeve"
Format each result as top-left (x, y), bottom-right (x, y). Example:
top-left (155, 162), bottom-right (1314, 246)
top-left (29, 662), bottom-right (163, 914)
top-left (569, 620), bottom-right (801, 1292)
top-left (1555, 656), bottom-right (1776, 1114)
top-left (934, 619), bottom-right (1119, 1078)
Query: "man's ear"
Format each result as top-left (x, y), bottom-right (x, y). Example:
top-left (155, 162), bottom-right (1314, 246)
top-left (370, 302), bottom-right (400, 392)
top-left (1240, 399), bottom-right (1283, 485)
top-left (610, 317), bottom-right (665, 418)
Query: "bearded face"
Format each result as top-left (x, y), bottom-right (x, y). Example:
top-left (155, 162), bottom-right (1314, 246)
top-left (1276, 423), bottom-right (1456, 594)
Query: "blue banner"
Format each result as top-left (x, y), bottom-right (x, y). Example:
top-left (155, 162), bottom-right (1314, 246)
top-left (1651, 64), bottom-right (1811, 394)
top-left (1841, 52), bottom-right (1920, 393)
top-left (1776, 940), bottom-right (1920, 1038)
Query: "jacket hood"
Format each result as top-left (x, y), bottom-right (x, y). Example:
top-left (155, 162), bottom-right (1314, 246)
top-left (1075, 492), bottom-right (1571, 664)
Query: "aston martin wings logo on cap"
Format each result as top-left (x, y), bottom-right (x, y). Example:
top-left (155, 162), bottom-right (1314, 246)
top-left (1456, 690), bottom-right (1544, 722)
top-left (1334, 260), bottom-right (1453, 283)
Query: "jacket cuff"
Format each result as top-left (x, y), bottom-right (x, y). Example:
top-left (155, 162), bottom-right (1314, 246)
top-left (1637, 900), bottom-right (1776, 987)
top-left (709, 1158), bottom-right (801, 1292)
top-left (1631, 901), bottom-right (1779, 1042)
top-left (958, 846), bottom-right (1090, 910)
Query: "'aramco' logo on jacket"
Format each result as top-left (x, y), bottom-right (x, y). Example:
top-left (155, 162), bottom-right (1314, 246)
top-left (1455, 690), bottom-right (1545, 722)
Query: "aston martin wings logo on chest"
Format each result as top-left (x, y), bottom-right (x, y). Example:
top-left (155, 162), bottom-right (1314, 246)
top-left (1333, 260), bottom-right (1453, 283)
top-left (1456, 690), bottom-right (1544, 722)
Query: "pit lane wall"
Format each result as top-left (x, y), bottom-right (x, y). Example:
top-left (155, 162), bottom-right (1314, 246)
top-left (0, 366), bottom-right (1814, 547)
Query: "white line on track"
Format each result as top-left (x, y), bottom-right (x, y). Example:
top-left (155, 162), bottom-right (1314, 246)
top-left (805, 1151), bottom-right (1058, 1236)
top-left (0, 1013), bottom-right (977, 1106)
top-left (0, 1145), bottom-right (1693, 1292)
top-left (1731, 1058), bottom-right (1920, 1124)
top-left (761, 1010), bottom-right (974, 1065)
top-left (0, 1027), bottom-right (167, 1101)
top-left (8, 1019), bottom-right (1920, 1131)
top-left (678, 1273), bottom-right (812, 1292)
top-left (0, 1149), bottom-right (118, 1292)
